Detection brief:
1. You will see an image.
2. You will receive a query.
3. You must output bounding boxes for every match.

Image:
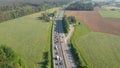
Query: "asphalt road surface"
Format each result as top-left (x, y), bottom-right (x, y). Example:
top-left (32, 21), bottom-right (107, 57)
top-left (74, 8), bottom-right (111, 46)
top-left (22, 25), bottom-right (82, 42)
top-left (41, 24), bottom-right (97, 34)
top-left (52, 9), bottom-right (76, 68)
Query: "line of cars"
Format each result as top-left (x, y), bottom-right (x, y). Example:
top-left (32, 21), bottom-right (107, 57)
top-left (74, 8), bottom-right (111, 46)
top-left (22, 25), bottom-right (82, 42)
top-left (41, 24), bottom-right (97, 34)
top-left (54, 10), bottom-right (77, 68)
top-left (53, 16), bottom-right (64, 68)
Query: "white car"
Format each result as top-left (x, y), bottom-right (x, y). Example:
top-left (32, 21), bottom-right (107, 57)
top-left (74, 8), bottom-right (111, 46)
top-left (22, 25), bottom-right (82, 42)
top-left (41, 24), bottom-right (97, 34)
top-left (54, 45), bottom-right (58, 50)
top-left (55, 55), bottom-right (59, 60)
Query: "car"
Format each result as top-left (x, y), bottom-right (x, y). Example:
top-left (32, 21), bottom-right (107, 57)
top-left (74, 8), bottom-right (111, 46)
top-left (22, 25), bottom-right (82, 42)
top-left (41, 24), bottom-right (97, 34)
top-left (54, 40), bottom-right (58, 44)
top-left (55, 55), bottom-right (59, 60)
top-left (55, 62), bottom-right (59, 66)
top-left (59, 61), bottom-right (62, 65)
top-left (55, 51), bottom-right (58, 55)
top-left (54, 45), bottom-right (58, 50)
top-left (55, 39), bottom-right (59, 43)
top-left (59, 57), bottom-right (62, 61)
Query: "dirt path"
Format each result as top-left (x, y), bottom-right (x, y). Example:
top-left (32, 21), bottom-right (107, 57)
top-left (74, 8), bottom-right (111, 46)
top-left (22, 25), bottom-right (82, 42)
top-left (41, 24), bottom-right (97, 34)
top-left (66, 24), bottom-right (74, 41)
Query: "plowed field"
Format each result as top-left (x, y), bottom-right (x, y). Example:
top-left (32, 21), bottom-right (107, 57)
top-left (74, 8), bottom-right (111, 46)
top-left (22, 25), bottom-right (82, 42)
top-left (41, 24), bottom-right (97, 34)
top-left (65, 10), bottom-right (120, 35)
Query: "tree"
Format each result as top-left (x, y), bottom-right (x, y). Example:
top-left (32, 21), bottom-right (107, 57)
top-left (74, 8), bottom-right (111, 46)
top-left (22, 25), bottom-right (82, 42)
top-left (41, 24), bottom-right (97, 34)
top-left (78, 22), bottom-right (81, 25)
top-left (41, 12), bottom-right (51, 22)
top-left (53, 11), bottom-right (57, 17)
top-left (68, 16), bottom-right (76, 24)
top-left (0, 45), bottom-right (26, 68)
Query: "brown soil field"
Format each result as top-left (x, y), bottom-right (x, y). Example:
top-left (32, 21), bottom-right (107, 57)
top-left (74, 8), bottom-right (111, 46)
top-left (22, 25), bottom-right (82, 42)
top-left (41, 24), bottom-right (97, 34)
top-left (65, 8), bottom-right (120, 35)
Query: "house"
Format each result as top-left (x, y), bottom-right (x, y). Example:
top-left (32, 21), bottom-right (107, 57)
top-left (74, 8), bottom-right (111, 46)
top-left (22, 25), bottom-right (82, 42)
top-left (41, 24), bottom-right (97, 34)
top-left (48, 14), bottom-right (54, 20)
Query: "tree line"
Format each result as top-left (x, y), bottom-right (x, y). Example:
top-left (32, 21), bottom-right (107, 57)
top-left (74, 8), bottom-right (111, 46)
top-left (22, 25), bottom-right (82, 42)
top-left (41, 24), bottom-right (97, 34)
top-left (66, 2), bottom-right (94, 11)
top-left (0, 0), bottom-right (72, 23)
top-left (62, 15), bottom-right (69, 33)
top-left (62, 15), bottom-right (77, 34)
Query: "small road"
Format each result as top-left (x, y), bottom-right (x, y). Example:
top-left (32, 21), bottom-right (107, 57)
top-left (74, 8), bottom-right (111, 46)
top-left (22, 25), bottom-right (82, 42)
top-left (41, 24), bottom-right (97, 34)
top-left (52, 8), bottom-right (76, 68)
top-left (66, 25), bottom-right (74, 41)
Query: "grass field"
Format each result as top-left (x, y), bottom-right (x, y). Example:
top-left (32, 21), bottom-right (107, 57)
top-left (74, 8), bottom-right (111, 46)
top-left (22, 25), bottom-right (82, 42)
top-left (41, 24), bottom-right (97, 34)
top-left (71, 22), bottom-right (90, 43)
top-left (65, 10), bottom-right (120, 35)
top-left (102, 6), bottom-right (120, 10)
top-left (100, 11), bottom-right (120, 18)
top-left (0, 8), bottom-right (59, 68)
top-left (70, 22), bottom-right (120, 68)
top-left (70, 22), bottom-right (91, 67)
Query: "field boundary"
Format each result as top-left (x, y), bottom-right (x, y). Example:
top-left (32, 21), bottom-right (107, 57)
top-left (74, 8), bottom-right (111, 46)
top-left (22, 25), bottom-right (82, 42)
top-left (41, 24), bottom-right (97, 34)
top-left (68, 21), bottom-right (91, 68)
top-left (50, 21), bottom-right (53, 68)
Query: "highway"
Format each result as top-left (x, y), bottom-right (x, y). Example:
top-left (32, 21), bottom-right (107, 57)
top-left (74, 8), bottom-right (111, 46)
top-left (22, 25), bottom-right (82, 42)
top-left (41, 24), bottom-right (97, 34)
top-left (52, 9), bottom-right (76, 68)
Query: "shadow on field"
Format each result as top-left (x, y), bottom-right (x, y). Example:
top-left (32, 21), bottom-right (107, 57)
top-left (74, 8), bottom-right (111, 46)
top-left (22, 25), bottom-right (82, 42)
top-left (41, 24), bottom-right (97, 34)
top-left (68, 42), bottom-right (88, 68)
top-left (37, 52), bottom-right (48, 68)
top-left (36, 17), bottom-right (46, 22)
top-left (37, 17), bottom-right (42, 20)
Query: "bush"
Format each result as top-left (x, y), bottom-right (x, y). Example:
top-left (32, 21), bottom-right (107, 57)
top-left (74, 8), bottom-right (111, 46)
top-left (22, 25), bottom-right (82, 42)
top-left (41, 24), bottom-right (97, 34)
top-left (68, 16), bottom-right (77, 24)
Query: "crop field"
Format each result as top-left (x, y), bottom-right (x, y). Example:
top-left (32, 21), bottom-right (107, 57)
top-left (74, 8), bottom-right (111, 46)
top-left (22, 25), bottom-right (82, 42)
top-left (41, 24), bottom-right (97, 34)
top-left (72, 32), bottom-right (120, 68)
top-left (102, 6), bottom-right (120, 10)
top-left (100, 11), bottom-right (120, 18)
top-left (0, 8), bottom-right (58, 68)
top-left (69, 22), bottom-right (120, 68)
top-left (77, 32), bottom-right (120, 68)
top-left (66, 7), bottom-right (120, 68)
top-left (65, 9), bottom-right (120, 35)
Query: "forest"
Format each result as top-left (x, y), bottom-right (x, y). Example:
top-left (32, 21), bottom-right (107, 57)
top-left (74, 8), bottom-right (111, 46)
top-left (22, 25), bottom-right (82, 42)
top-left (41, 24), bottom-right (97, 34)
top-left (66, 2), bottom-right (94, 11)
top-left (0, 0), bottom-right (72, 22)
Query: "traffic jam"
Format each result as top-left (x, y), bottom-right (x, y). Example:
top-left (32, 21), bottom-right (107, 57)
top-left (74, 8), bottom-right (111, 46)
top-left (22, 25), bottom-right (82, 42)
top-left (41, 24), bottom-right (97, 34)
top-left (53, 16), bottom-right (65, 68)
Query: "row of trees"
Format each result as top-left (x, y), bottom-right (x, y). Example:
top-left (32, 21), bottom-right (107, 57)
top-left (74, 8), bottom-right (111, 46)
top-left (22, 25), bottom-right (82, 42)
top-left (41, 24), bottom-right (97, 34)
top-left (0, 45), bottom-right (26, 68)
top-left (0, 0), bottom-right (72, 23)
top-left (62, 15), bottom-right (77, 33)
top-left (66, 2), bottom-right (94, 11)
top-left (62, 15), bottom-right (69, 33)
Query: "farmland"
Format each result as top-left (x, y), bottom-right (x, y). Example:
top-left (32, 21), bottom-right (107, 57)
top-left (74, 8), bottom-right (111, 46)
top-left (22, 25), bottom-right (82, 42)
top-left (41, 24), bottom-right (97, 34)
top-left (102, 5), bottom-right (120, 11)
top-left (71, 31), bottom-right (120, 68)
top-left (0, 8), bottom-right (58, 68)
top-left (100, 5), bottom-right (120, 18)
top-left (100, 11), bottom-right (120, 18)
top-left (65, 9), bottom-right (120, 35)
top-left (66, 6), bottom-right (120, 68)
top-left (69, 21), bottom-right (120, 68)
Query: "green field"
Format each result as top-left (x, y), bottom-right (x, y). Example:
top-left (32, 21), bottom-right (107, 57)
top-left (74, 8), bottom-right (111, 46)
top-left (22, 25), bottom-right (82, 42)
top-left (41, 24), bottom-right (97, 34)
top-left (0, 8), bottom-right (58, 68)
top-left (102, 6), bottom-right (120, 10)
top-left (70, 22), bottom-right (120, 68)
top-left (100, 11), bottom-right (120, 18)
